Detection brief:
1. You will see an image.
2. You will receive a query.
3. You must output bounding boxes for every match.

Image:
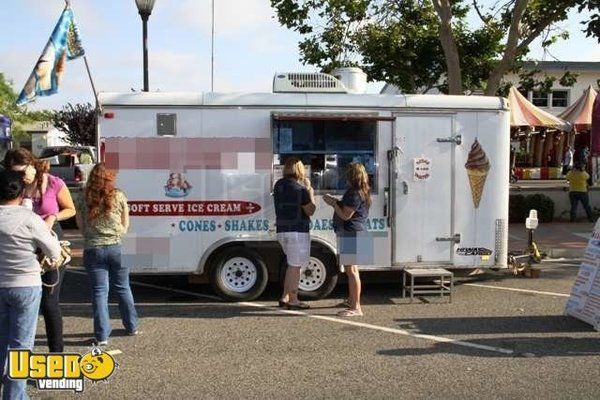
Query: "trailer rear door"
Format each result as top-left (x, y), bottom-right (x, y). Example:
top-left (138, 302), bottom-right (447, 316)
top-left (392, 114), bottom-right (456, 264)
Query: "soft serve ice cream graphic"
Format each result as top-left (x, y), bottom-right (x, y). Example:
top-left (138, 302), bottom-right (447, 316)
top-left (164, 172), bottom-right (192, 198)
top-left (465, 139), bottom-right (491, 208)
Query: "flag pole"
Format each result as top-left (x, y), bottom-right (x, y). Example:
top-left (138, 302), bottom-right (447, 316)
top-left (83, 56), bottom-right (100, 111)
top-left (211, 0), bottom-right (215, 92)
top-left (66, 0), bottom-right (100, 111)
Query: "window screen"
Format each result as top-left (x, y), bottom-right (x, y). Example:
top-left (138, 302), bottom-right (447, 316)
top-left (532, 91), bottom-right (549, 107)
top-left (552, 90), bottom-right (568, 108)
top-left (273, 119), bottom-right (377, 192)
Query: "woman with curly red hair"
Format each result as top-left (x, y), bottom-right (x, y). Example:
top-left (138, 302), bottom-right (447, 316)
top-left (76, 163), bottom-right (138, 346)
top-left (3, 148), bottom-right (76, 352)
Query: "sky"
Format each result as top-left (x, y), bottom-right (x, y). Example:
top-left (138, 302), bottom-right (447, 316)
top-left (0, 0), bottom-right (598, 111)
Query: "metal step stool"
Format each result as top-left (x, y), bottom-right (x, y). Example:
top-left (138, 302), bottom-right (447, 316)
top-left (402, 268), bottom-right (453, 303)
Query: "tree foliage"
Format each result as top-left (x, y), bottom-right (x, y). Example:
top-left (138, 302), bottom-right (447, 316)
top-left (51, 103), bottom-right (97, 146)
top-left (271, 0), bottom-right (600, 95)
top-left (0, 73), bottom-right (51, 141)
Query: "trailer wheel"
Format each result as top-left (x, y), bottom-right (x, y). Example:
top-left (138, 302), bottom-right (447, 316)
top-left (280, 250), bottom-right (338, 300)
top-left (210, 247), bottom-right (268, 301)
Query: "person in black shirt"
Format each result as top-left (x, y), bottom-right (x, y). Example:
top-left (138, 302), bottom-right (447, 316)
top-left (273, 158), bottom-right (316, 309)
top-left (324, 163), bottom-right (371, 317)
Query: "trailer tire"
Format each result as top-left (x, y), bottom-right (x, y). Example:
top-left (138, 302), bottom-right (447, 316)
top-left (280, 249), bottom-right (338, 300)
top-left (210, 247), bottom-right (268, 301)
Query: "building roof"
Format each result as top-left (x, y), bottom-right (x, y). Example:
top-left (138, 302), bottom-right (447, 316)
top-left (522, 61), bottom-right (600, 72)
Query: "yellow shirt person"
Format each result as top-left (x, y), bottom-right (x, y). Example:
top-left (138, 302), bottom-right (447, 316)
top-left (566, 165), bottom-right (594, 223)
top-left (566, 168), bottom-right (590, 193)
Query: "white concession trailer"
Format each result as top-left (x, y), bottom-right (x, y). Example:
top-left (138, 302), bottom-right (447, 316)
top-left (97, 72), bottom-right (510, 301)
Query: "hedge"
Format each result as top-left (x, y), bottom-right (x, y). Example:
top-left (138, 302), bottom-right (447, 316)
top-left (509, 194), bottom-right (554, 223)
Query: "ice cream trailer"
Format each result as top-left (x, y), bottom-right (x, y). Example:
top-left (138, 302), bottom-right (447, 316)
top-left (97, 71), bottom-right (510, 301)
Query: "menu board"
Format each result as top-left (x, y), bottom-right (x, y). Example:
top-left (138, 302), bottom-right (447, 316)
top-left (565, 220), bottom-right (600, 331)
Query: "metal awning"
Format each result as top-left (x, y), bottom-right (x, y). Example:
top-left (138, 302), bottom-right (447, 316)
top-left (272, 112), bottom-right (395, 122)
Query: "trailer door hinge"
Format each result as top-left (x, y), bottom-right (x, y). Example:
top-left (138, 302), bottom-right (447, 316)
top-left (436, 134), bottom-right (461, 145)
top-left (435, 233), bottom-right (461, 243)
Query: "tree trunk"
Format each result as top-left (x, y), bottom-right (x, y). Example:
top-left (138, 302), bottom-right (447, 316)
top-left (432, 0), bottom-right (462, 95)
top-left (484, 0), bottom-right (530, 96)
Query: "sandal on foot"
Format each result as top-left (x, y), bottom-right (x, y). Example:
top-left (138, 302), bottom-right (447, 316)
top-left (337, 309), bottom-right (363, 317)
top-left (286, 302), bottom-right (310, 310)
top-left (278, 300), bottom-right (289, 308)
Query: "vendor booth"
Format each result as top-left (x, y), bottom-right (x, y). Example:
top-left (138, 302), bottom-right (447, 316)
top-left (508, 87), bottom-right (571, 180)
top-left (558, 85), bottom-right (597, 175)
top-left (591, 89), bottom-right (600, 182)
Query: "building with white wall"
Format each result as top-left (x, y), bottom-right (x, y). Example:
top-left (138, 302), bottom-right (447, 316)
top-left (504, 61), bottom-right (600, 115)
top-left (22, 121), bottom-right (68, 156)
top-left (381, 61), bottom-right (600, 113)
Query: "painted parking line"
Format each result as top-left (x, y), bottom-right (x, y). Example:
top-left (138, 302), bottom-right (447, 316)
top-left (238, 301), bottom-right (515, 355)
top-left (463, 283), bottom-right (570, 297)
top-left (67, 270), bottom-right (515, 355)
top-left (61, 302), bottom-right (214, 307)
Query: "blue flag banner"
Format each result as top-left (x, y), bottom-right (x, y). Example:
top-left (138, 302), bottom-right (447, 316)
top-left (16, 7), bottom-right (85, 106)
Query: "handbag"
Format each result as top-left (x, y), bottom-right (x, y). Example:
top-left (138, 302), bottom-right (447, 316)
top-left (38, 240), bottom-right (72, 274)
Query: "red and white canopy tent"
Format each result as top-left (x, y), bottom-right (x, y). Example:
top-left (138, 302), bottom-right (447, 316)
top-left (558, 85), bottom-right (598, 179)
top-left (587, 87), bottom-right (600, 180)
top-left (508, 87), bottom-right (571, 175)
top-left (508, 86), bottom-right (571, 130)
top-left (589, 88), bottom-right (600, 157)
top-left (558, 85), bottom-right (597, 131)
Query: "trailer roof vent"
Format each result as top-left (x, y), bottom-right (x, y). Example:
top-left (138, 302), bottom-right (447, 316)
top-left (273, 72), bottom-right (348, 93)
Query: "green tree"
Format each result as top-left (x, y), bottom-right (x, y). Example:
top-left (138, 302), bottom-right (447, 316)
top-left (51, 103), bottom-right (97, 146)
top-left (271, 0), bottom-right (599, 95)
top-left (0, 73), bottom-right (51, 142)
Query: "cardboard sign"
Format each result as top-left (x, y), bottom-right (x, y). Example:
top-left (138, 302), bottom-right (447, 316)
top-left (565, 220), bottom-right (600, 331)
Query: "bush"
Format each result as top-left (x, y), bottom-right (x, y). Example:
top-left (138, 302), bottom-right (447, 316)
top-left (509, 194), bottom-right (527, 223)
top-left (509, 193), bottom-right (554, 223)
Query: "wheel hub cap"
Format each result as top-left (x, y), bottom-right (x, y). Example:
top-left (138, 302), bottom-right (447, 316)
top-left (298, 257), bottom-right (327, 292)
top-left (220, 257), bottom-right (258, 292)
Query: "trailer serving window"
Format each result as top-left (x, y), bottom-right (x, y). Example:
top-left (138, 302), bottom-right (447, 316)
top-left (272, 113), bottom-right (391, 193)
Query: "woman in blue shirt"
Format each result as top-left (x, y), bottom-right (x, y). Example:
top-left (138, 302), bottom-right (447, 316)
top-left (324, 163), bottom-right (371, 317)
top-left (273, 158), bottom-right (316, 309)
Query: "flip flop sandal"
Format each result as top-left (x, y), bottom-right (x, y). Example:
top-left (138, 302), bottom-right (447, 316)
top-left (337, 309), bottom-right (363, 317)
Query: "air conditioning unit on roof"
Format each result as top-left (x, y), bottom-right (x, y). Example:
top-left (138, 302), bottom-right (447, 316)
top-left (273, 72), bottom-right (348, 93)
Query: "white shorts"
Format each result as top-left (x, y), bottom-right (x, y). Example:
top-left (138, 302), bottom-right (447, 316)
top-left (277, 232), bottom-right (310, 268)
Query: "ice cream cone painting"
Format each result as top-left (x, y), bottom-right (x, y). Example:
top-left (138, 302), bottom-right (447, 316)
top-left (465, 139), bottom-right (490, 208)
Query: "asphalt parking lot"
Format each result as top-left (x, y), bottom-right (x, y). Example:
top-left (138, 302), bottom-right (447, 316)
top-left (29, 259), bottom-right (599, 400)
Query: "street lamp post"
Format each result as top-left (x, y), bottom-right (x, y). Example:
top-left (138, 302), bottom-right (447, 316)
top-left (135, 0), bottom-right (156, 92)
